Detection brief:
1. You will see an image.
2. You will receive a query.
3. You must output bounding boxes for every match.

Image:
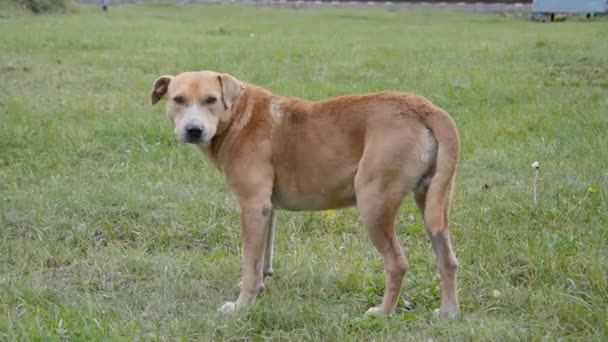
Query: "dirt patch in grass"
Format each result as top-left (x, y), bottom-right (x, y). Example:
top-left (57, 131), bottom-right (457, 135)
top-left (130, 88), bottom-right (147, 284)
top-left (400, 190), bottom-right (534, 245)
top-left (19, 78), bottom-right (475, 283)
top-left (545, 63), bottom-right (608, 88)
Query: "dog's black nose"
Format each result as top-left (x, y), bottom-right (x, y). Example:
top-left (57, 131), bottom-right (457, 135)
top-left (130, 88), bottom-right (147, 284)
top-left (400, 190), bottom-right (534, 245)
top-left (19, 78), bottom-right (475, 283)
top-left (185, 125), bottom-right (203, 142)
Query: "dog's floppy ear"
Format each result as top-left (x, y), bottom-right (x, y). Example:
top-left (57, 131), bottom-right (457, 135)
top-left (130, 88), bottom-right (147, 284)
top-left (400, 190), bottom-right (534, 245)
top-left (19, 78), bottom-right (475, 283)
top-left (151, 75), bottom-right (173, 105)
top-left (217, 73), bottom-right (245, 110)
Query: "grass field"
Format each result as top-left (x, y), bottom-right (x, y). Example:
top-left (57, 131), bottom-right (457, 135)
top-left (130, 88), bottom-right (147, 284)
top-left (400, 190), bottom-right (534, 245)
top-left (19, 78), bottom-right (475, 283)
top-left (1, 3), bottom-right (607, 340)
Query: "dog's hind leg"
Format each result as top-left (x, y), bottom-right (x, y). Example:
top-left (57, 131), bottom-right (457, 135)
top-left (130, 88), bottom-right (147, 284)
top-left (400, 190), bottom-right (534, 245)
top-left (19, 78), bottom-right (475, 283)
top-left (353, 123), bottom-right (435, 315)
top-left (414, 177), bottom-right (459, 317)
top-left (355, 171), bottom-right (412, 315)
top-left (356, 188), bottom-right (408, 315)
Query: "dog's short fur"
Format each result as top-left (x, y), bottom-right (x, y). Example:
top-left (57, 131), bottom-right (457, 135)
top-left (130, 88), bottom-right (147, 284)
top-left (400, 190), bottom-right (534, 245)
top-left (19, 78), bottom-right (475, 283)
top-left (151, 71), bottom-right (460, 316)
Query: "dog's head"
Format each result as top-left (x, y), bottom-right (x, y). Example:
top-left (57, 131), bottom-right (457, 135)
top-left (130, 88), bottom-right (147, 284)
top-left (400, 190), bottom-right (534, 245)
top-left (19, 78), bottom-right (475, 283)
top-left (151, 71), bottom-right (245, 144)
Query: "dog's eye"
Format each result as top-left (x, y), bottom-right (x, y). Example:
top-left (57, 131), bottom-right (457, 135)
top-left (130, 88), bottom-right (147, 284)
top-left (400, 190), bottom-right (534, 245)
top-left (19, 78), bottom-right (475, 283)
top-left (204, 96), bottom-right (217, 105)
top-left (173, 96), bottom-right (185, 105)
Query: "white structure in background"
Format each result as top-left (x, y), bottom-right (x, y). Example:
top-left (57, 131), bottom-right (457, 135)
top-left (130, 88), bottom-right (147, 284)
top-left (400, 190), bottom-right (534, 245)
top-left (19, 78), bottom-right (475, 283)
top-left (532, 0), bottom-right (608, 21)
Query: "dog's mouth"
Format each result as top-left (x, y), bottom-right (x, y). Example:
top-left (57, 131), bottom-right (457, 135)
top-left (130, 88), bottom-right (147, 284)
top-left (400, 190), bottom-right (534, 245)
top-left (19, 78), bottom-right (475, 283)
top-left (183, 137), bottom-right (204, 144)
top-left (181, 135), bottom-right (212, 145)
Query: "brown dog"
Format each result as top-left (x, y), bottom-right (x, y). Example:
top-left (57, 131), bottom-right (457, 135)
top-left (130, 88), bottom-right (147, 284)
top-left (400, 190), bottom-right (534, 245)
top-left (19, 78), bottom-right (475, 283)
top-left (151, 71), bottom-right (460, 317)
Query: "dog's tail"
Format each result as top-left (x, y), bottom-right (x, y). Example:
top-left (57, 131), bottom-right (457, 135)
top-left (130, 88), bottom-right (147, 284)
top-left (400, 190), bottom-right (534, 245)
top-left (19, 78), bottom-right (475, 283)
top-left (416, 99), bottom-right (460, 236)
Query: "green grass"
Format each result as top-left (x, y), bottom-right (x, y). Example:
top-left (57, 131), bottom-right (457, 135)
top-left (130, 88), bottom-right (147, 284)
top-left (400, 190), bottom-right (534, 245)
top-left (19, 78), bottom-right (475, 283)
top-left (1, 3), bottom-right (607, 340)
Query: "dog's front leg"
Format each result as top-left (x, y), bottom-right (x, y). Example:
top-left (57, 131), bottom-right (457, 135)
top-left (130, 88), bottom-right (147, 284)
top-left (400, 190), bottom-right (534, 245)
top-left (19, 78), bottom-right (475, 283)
top-left (263, 208), bottom-right (277, 278)
top-left (219, 200), bottom-right (272, 314)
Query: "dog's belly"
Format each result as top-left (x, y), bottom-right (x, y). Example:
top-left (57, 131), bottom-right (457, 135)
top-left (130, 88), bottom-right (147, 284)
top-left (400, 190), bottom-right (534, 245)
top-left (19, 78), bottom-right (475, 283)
top-left (271, 166), bottom-right (358, 211)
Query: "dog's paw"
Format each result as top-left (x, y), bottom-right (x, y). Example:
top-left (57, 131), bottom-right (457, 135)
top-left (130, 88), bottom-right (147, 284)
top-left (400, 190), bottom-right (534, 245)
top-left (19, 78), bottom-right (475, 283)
top-left (365, 306), bottom-right (391, 316)
top-left (433, 307), bottom-right (459, 319)
top-left (218, 301), bottom-right (236, 314)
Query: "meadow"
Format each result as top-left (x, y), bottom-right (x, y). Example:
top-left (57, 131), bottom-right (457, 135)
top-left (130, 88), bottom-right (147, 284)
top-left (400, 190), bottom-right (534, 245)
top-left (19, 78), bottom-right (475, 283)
top-left (0, 3), bottom-right (607, 340)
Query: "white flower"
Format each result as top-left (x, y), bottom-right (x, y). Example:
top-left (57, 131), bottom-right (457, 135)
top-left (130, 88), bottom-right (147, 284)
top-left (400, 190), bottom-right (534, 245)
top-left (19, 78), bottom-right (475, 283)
top-left (531, 161), bottom-right (540, 169)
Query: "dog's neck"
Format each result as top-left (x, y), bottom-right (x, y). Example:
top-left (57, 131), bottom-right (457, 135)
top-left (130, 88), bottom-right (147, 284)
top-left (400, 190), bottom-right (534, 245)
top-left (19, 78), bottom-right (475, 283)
top-left (197, 84), bottom-right (274, 170)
